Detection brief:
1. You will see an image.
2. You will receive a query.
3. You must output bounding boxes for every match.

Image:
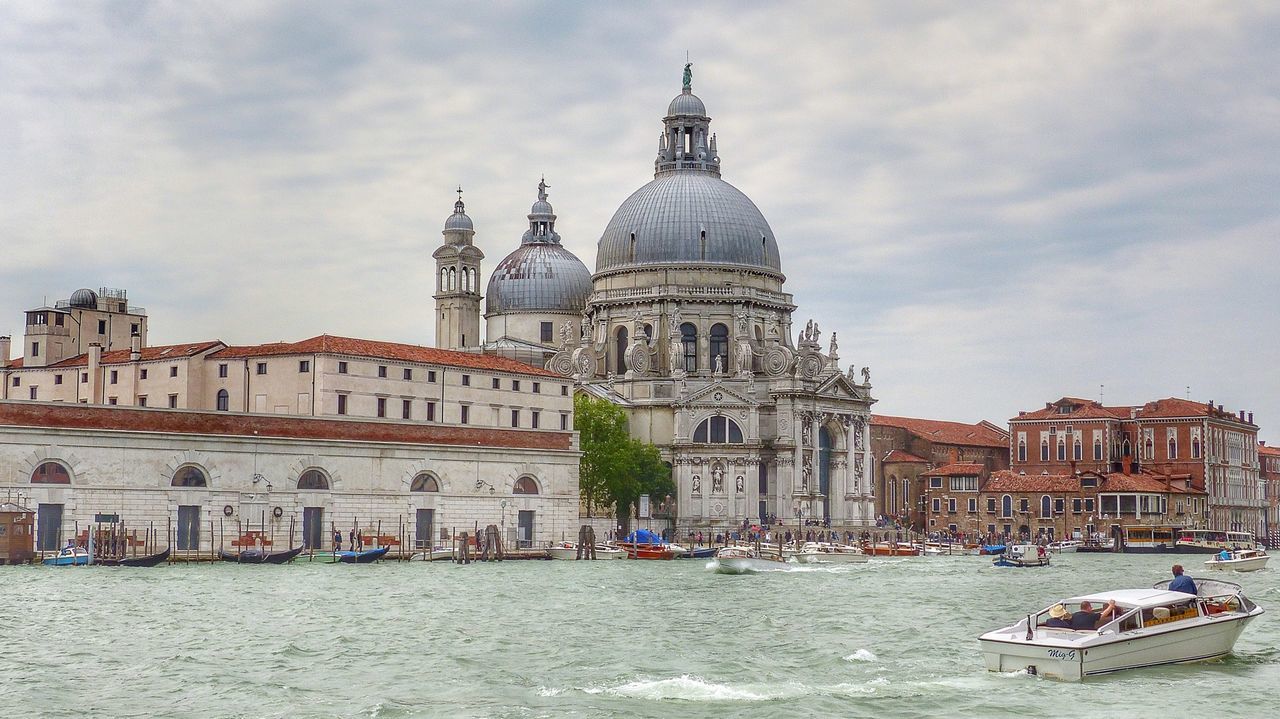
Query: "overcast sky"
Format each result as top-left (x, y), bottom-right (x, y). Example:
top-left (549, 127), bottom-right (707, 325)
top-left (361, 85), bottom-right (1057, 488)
top-left (2, 1), bottom-right (1277, 441)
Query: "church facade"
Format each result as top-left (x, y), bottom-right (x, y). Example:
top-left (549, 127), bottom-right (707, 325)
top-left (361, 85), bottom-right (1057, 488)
top-left (445, 68), bottom-right (878, 535)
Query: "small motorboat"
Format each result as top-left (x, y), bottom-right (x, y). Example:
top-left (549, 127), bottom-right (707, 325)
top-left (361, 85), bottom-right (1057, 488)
top-left (711, 545), bottom-right (791, 574)
top-left (411, 546), bottom-right (456, 561)
top-left (979, 578), bottom-right (1264, 680)
top-left (685, 546), bottom-right (717, 560)
top-left (547, 542), bottom-right (580, 560)
top-left (1047, 540), bottom-right (1082, 554)
top-left (219, 546), bottom-right (304, 564)
top-left (617, 529), bottom-right (676, 560)
top-left (42, 546), bottom-right (90, 566)
top-left (980, 544), bottom-right (1007, 556)
top-left (666, 542), bottom-right (691, 558)
top-left (594, 543), bottom-right (626, 559)
top-left (98, 548), bottom-right (171, 567)
top-left (791, 542), bottom-right (868, 564)
top-left (993, 544), bottom-right (1050, 568)
top-left (861, 542), bottom-right (921, 557)
top-left (332, 546), bottom-right (389, 564)
top-left (1205, 549), bottom-right (1269, 572)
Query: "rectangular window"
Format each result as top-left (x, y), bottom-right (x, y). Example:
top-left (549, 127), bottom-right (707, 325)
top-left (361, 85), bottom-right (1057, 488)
top-left (140, 368), bottom-right (148, 380)
top-left (947, 498), bottom-right (956, 514)
top-left (10, 377), bottom-right (17, 387)
top-left (56, 314), bottom-right (65, 326)
top-left (510, 409), bottom-right (520, 427)
top-left (929, 477), bottom-right (942, 489)
top-left (968, 498), bottom-right (977, 512)
top-left (169, 366), bottom-right (178, 378)
top-left (540, 321), bottom-right (554, 343)
top-left (402, 399), bottom-right (412, 420)
top-left (168, 394), bottom-right (178, 408)
top-left (532, 382), bottom-right (540, 394)
top-left (1072, 498), bottom-right (1082, 513)
top-left (492, 377), bottom-right (500, 389)
top-left (460, 405), bottom-right (470, 424)
top-left (378, 365), bottom-right (387, 378)
top-left (931, 498), bottom-right (941, 512)
top-left (81, 372), bottom-right (88, 383)
top-left (129, 322), bottom-right (137, 334)
top-left (30, 386), bottom-right (38, 400)
top-left (986, 498), bottom-right (997, 513)
top-left (218, 364), bottom-right (228, 378)
top-left (377, 397), bottom-right (387, 418)
top-left (299, 360), bottom-right (310, 373)
top-left (136, 395), bottom-right (146, 407)
top-left (98, 319), bottom-right (107, 334)
top-left (462, 374), bottom-right (470, 387)
top-left (54, 374), bottom-right (63, 385)
top-left (512, 380), bottom-right (521, 392)
top-left (428, 370), bottom-right (437, 383)
top-left (256, 362), bottom-right (267, 375)
top-left (108, 397), bottom-right (118, 405)
top-left (110, 370), bottom-right (118, 384)
top-left (337, 394), bottom-right (348, 415)
top-left (1054, 498), bottom-right (1065, 514)
top-left (531, 410), bottom-right (540, 429)
top-left (31, 341), bottom-right (39, 356)
top-left (1084, 498), bottom-right (1095, 513)
top-left (403, 368), bottom-right (412, 381)
top-left (561, 413), bottom-right (569, 431)
top-left (426, 401), bottom-right (436, 422)
top-left (561, 385), bottom-right (568, 396)
top-left (338, 361), bottom-right (348, 374)
top-left (1020, 498), bottom-right (1029, 512)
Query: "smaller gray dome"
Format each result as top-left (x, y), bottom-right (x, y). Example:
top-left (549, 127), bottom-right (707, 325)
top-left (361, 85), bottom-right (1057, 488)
top-left (667, 90), bottom-right (707, 117)
top-left (530, 199), bottom-right (553, 215)
top-left (69, 288), bottom-right (98, 308)
top-left (443, 194), bottom-right (473, 232)
top-left (486, 244), bottom-right (592, 315)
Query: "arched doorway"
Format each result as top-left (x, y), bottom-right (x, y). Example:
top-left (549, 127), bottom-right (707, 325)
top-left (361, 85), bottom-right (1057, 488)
top-left (818, 427), bottom-right (832, 521)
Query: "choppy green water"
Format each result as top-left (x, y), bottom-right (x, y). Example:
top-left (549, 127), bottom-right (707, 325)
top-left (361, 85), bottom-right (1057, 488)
top-left (2, 553), bottom-right (1278, 718)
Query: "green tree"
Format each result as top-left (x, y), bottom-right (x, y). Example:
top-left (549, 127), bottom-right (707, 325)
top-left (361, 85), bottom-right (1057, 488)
top-left (574, 394), bottom-right (673, 534)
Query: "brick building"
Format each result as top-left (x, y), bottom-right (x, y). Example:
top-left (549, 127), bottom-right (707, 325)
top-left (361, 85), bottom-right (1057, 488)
top-left (871, 415), bottom-right (1008, 524)
top-left (1009, 397), bottom-right (1261, 535)
top-left (1261, 442), bottom-right (1280, 546)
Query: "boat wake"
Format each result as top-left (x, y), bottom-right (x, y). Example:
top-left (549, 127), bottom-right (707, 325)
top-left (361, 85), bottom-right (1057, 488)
top-left (584, 675), bottom-right (798, 701)
top-left (843, 648), bottom-right (877, 663)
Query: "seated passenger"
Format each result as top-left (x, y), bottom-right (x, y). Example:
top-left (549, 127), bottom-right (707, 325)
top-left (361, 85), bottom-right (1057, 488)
top-left (1070, 599), bottom-right (1117, 630)
top-left (1168, 564), bottom-right (1197, 595)
top-left (1045, 603), bottom-right (1073, 628)
top-left (1218, 549), bottom-right (1231, 561)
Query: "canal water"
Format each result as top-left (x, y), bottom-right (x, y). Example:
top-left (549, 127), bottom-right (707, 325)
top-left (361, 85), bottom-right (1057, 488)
top-left (3, 553), bottom-right (1278, 718)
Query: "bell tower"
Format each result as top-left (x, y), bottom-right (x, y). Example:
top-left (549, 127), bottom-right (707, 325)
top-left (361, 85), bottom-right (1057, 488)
top-left (432, 189), bottom-right (484, 349)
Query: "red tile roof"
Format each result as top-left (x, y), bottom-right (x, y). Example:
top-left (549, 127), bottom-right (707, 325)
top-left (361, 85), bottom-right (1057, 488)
top-left (0, 401), bottom-right (572, 451)
top-left (1098, 472), bottom-right (1204, 495)
top-left (872, 414), bottom-right (1008, 448)
top-left (212, 335), bottom-right (557, 377)
top-left (923, 462), bottom-right (985, 477)
top-left (1012, 397), bottom-right (1132, 421)
top-left (882, 449), bottom-right (929, 464)
top-left (3, 358), bottom-right (23, 369)
top-left (1136, 397), bottom-right (1255, 425)
top-left (47, 341), bottom-right (226, 368)
top-left (1259, 443), bottom-right (1280, 457)
top-left (983, 470), bottom-right (1079, 493)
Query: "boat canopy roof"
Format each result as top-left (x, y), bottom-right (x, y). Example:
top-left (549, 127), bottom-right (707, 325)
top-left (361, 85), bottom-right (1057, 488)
top-left (624, 529), bottom-right (664, 544)
top-left (1062, 589), bottom-right (1196, 608)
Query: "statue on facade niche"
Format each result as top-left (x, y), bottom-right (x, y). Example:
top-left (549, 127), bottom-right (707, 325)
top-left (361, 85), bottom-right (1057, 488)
top-left (580, 315), bottom-right (592, 344)
top-left (711, 466), bottom-right (724, 494)
top-left (735, 338), bottom-right (752, 374)
top-left (560, 320), bottom-right (573, 347)
top-left (736, 307), bottom-right (748, 335)
top-left (670, 305), bottom-right (682, 327)
top-left (668, 338), bottom-right (681, 375)
top-left (802, 455), bottom-right (813, 490)
top-left (801, 421), bottom-right (811, 447)
top-left (736, 475), bottom-right (744, 493)
top-left (713, 354), bottom-right (724, 375)
top-left (692, 475), bottom-right (701, 494)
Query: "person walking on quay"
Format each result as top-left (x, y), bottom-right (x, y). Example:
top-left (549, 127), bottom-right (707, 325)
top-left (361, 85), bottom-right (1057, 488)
top-left (333, 529), bottom-right (342, 551)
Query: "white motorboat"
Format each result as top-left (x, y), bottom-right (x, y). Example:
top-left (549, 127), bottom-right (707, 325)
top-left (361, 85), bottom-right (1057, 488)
top-left (979, 578), bottom-right (1263, 681)
top-left (412, 546), bottom-right (455, 561)
top-left (666, 542), bottom-right (691, 558)
top-left (1205, 549), bottom-right (1269, 572)
top-left (992, 544), bottom-right (1050, 568)
top-left (594, 543), bottom-right (626, 559)
top-left (546, 542), bottom-right (625, 560)
top-left (792, 542), bottom-right (868, 564)
top-left (711, 546), bottom-right (791, 574)
top-left (1047, 540), bottom-right (1081, 553)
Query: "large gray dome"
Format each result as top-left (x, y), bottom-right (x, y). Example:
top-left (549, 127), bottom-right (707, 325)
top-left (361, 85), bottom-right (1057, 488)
top-left (595, 172), bottom-right (781, 274)
top-left (486, 243), bottom-right (592, 314)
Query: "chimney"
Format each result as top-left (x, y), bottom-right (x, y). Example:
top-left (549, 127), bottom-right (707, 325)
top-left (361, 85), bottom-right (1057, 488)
top-left (129, 332), bottom-right (141, 362)
top-left (87, 343), bottom-right (102, 404)
top-left (0, 335), bottom-right (10, 368)
top-left (1248, 412), bottom-right (1254, 425)
top-left (1239, 410), bottom-right (1246, 422)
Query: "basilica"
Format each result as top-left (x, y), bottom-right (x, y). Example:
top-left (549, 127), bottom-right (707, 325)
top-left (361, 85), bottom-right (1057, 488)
top-left (435, 68), bottom-right (878, 534)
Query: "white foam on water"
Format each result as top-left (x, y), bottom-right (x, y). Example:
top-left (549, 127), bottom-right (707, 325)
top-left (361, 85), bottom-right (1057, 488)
top-left (843, 649), bottom-right (878, 663)
top-left (535, 686), bottom-right (564, 697)
top-left (594, 675), bottom-right (799, 702)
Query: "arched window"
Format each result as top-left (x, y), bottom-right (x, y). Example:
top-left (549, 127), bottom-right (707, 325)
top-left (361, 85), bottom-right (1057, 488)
top-left (680, 323), bottom-right (698, 372)
top-left (1122, 438), bottom-right (1132, 457)
top-left (448, 267), bottom-right (457, 291)
top-left (1094, 440), bottom-right (1104, 461)
top-left (1073, 440), bottom-right (1082, 461)
top-left (1168, 437), bottom-right (1178, 460)
top-left (900, 478), bottom-right (909, 509)
top-left (1017, 441), bottom-right (1027, 462)
top-left (1040, 441), bottom-right (1049, 461)
top-left (172, 465), bottom-right (208, 487)
top-left (692, 416), bottom-right (744, 444)
top-left (216, 389), bottom-right (229, 412)
top-left (888, 475), bottom-right (897, 510)
top-left (440, 267), bottom-right (448, 291)
top-left (1192, 438), bottom-right (1202, 458)
top-left (297, 469), bottom-right (329, 490)
top-left (513, 476), bottom-right (539, 495)
top-left (1040, 495), bottom-right (1052, 518)
top-left (1001, 494), bottom-right (1013, 518)
top-left (708, 323), bottom-right (728, 372)
top-left (31, 461), bottom-right (71, 484)
top-left (1056, 440), bottom-right (1066, 461)
top-left (410, 473), bottom-right (440, 492)
top-left (614, 326), bottom-right (628, 375)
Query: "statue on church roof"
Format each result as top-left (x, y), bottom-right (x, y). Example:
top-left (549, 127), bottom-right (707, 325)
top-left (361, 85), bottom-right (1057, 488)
top-left (683, 62), bottom-right (693, 90)
top-left (537, 177), bottom-right (549, 202)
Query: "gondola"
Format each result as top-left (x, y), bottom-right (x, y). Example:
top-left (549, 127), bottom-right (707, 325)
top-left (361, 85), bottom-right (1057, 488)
top-left (331, 546), bottom-right (390, 564)
top-left (99, 548), bottom-right (171, 567)
top-left (218, 546), bottom-right (304, 564)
